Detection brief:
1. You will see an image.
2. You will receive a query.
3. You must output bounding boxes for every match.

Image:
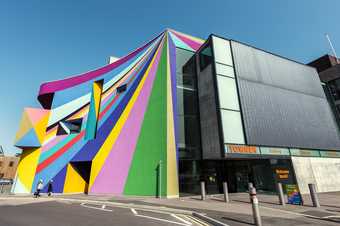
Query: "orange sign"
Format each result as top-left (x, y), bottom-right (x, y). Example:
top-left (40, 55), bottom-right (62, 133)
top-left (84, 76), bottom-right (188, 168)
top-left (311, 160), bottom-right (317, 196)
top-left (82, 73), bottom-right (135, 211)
top-left (228, 145), bottom-right (258, 154)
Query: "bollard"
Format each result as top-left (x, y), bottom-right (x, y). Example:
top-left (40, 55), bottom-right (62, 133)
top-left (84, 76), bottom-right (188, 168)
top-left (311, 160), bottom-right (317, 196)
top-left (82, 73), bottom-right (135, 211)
top-left (223, 182), bottom-right (229, 203)
top-left (249, 187), bottom-right (262, 226)
top-left (308, 183), bottom-right (320, 207)
top-left (248, 182), bottom-right (254, 202)
top-left (277, 183), bottom-right (286, 206)
top-left (248, 182), bottom-right (253, 191)
top-left (200, 181), bottom-right (206, 200)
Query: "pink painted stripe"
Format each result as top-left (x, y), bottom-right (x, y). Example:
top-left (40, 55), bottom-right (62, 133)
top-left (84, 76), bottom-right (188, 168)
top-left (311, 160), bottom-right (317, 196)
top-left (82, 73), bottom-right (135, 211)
top-left (171, 30), bottom-right (202, 50)
top-left (41, 135), bottom-right (66, 153)
top-left (89, 39), bottom-right (164, 194)
top-left (38, 33), bottom-right (163, 96)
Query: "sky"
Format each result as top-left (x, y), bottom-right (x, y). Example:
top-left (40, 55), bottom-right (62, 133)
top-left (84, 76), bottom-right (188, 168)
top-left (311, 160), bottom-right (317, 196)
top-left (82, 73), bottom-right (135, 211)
top-left (1, 0), bottom-right (339, 155)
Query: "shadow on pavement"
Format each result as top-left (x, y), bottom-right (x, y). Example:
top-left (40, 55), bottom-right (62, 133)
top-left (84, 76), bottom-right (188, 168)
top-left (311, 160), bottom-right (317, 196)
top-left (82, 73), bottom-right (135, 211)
top-left (222, 216), bottom-right (254, 225)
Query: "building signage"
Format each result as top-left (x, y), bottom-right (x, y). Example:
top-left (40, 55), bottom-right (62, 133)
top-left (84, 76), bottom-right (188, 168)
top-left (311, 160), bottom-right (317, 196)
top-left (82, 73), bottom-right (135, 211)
top-left (286, 184), bottom-right (302, 205)
top-left (275, 169), bottom-right (289, 179)
top-left (320, 151), bottom-right (340, 158)
top-left (260, 147), bottom-right (290, 156)
top-left (226, 145), bottom-right (260, 154)
top-left (290, 149), bottom-right (320, 157)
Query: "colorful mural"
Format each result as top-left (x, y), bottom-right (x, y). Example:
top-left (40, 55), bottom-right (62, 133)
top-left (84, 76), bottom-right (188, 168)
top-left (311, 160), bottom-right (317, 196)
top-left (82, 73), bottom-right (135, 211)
top-left (12, 29), bottom-right (204, 197)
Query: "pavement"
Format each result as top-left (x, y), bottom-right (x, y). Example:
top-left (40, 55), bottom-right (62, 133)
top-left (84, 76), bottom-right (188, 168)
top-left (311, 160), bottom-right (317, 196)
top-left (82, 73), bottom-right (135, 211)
top-left (1, 192), bottom-right (340, 225)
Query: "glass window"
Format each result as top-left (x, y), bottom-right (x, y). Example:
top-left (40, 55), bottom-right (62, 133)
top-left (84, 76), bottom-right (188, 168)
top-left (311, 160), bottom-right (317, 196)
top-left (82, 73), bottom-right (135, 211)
top-left (57, 118), bottom-right (83, 135)
top-left (215, 63), bottom-right (235, 78)
top-left (9, 161), bottom-right (14, 167)
top-left (177, 115), bottom-right (201, 159)
top-left (328, 79), bottom-right (340, 101)
top-left (216, 75), bottom-right (240, 111)
top-left (212, 36), bottom-right (233, 66)
top-left (199, 44), bottom-right (213, 71)
top-left (220, 109), bottom-right (245, 144)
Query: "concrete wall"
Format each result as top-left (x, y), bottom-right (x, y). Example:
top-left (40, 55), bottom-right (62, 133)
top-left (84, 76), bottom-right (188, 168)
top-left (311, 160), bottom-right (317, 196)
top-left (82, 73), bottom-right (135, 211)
top-left (292, 156), bottom-right (340, 194)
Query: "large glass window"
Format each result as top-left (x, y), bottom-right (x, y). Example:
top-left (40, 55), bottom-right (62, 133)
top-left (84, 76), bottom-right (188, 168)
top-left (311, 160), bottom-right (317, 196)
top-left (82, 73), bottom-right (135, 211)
top-left (176, 48), bottom-right (201, 160)
top-left (328, 78), bottom-right (340, 101)
top-left (199, 44), bottom-right (213, 71)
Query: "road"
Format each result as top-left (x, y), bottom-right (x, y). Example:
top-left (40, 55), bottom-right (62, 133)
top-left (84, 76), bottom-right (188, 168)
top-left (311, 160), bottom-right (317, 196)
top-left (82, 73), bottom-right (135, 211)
top-left (0, 199), bottom-right (210, 226)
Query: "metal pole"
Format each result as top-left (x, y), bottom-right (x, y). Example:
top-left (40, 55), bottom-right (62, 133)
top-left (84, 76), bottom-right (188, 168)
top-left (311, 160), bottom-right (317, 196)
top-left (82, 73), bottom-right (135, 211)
top-left (248, 182), bottom-right (253, 191)
top-left (158, 160), bottom-right (162, 199)
top-left (308, 183), bottom-right (320, 207)
top-left (223, 182), bottom-right (229, 203)
top-left (250, 187), bottom-right (262, 226)
top-left (248, 182), bottom-right (254, 202)
top-left (200, 181), bottom-right (206, 200)
top-left (277, 183), bottom-right (286, 206)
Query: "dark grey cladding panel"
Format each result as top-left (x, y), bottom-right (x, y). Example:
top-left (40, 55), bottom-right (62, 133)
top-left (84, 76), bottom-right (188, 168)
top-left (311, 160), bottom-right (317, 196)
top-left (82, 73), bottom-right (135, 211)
top-left (197, 64), bottom-right (222, 159)
top-left (231, 41), bottom-right (324, 98)
top-left (231, 41), bottom-right (340, 150)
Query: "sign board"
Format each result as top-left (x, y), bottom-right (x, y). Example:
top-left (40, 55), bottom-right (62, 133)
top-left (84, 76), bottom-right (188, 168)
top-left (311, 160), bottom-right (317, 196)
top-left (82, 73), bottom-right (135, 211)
top-left (320, 151), bottom-right (340, 158)
top-left (286, 184), bottom-right (302, 205)
top-left (290, 149), bottom-right (320, 157)
top-left (260, 147), bottom-right (290, 156)
top-left (275, 168), bottom-right (289, 179)
top-left (226, 145), bottom-right (260, 154)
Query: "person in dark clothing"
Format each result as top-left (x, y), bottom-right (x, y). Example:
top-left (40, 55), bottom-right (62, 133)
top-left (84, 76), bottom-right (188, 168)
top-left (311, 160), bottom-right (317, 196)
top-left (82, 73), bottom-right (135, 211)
top-left (34, 179), bottom-right (43, 198)
top-left (47, 180), bottom-right (53, 196)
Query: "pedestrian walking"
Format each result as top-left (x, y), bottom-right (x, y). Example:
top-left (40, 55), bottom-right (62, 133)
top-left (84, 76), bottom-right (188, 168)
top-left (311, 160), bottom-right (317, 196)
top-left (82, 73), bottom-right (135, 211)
top-left (47, 180), bottom-right (53, 196)
top-left (34, 179), bottom-right (43, 198)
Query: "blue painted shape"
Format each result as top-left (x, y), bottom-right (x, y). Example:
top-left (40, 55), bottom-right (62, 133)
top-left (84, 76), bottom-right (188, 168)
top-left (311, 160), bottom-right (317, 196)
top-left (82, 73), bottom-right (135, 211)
top-left (15, 128), bottom-right (41, 147)
top-left (41, 166), bottom-right (67, 193)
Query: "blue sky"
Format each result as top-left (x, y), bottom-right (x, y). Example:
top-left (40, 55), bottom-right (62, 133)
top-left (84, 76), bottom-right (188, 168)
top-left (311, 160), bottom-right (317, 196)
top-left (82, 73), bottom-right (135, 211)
top-left (1, 0), bottom-right (339, 155)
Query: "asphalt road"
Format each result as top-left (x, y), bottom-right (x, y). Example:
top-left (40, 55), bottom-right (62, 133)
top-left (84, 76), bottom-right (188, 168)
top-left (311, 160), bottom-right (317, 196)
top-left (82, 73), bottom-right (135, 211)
top-left (0, 200), bottom-right (209, 226)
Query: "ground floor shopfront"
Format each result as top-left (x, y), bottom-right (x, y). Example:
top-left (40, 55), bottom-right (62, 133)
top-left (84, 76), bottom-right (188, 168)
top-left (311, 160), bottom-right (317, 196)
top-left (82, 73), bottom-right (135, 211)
top-left (179, 157), bottom-right (296, 196)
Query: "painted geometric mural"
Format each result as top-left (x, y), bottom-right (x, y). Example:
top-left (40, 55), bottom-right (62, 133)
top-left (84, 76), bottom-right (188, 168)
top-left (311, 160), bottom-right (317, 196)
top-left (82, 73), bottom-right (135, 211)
top-left (12, 29), bottom-right (204, 197)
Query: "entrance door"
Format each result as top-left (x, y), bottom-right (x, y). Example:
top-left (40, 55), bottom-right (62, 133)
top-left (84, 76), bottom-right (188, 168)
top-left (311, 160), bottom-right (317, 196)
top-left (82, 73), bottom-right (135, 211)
top-left (235, 164), bottom-right (249, 192)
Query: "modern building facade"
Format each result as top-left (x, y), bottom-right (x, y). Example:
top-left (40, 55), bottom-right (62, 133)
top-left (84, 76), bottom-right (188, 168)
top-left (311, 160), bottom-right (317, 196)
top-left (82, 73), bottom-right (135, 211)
top-left (12, 30), bottom-right (340, 197)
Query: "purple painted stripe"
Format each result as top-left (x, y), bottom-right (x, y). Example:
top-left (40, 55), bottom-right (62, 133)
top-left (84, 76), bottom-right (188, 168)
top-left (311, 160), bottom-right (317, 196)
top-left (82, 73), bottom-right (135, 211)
top-left (89, 39), bottom-right (165, 194)
top-left (168, 36), bottom-right (179, 160)
top-left (41, 135), bottom-right (66, 153)
top-left (38, 33), bottom-right (163, 96)
top-left (171, 31), bottom-right (202, 51)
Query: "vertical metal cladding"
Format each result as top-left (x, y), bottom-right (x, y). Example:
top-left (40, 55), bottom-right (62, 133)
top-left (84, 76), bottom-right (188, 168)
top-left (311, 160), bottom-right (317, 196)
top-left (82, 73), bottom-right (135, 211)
top-left (231, 41), bottom-right (340, 150)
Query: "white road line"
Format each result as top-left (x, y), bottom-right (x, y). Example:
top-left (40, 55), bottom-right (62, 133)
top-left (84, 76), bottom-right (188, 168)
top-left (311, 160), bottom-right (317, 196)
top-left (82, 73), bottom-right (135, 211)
top-left (171, 214), bottom-right (192, 225)
top-left (80, 203), bottom-right (113, 212)
top-left (185, 215), bottom-right (210, 226)
top-left (135, 214), bottom-right (189, 226)
top-left (131, 208), bottom-right (138, 215)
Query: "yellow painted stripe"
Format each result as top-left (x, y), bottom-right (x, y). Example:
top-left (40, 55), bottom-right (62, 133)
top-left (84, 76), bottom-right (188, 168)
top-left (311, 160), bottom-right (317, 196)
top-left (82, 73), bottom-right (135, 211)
top-left (16, 148), bottom-right (41, 191)
top-left (166, 34), bottom-right (179, 197)
top-left (63, 164), bottom-right (87, 193)
top-left (89, 36), bottom-right (166, 189)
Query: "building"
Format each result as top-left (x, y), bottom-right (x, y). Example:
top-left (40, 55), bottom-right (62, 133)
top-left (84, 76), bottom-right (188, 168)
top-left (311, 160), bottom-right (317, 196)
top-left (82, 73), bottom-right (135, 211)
top-left (0, 155), bottom-right (19, 180)
top-left (13, 30), bottom-right (340, 197)
top-left (308, 54), bottom-right (340, 130)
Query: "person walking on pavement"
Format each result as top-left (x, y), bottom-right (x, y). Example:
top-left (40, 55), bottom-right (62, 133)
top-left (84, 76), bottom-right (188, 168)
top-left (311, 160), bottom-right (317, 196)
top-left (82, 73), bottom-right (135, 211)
top-left (47, 180), bottom-right (53, 196)
top-left (34, 179), bottom-right (43, 198)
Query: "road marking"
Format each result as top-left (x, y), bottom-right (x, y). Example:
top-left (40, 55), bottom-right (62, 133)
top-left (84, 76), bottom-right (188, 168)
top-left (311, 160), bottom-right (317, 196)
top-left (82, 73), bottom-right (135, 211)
top-left (80, 203), bottom-right (113, 212)
top-left (185, 215), bottom-right (210, 226)
top-left (171, 214), bottom-right (192, 225)
top-left (135, 214), bottom-right (189, 226)
top-left (131, 208), bottom-right (138, 215)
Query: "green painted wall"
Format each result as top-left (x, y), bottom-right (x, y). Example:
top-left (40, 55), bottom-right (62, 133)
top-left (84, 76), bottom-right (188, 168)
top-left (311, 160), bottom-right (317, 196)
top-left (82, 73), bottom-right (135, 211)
top-left (123, 44), bottom-right (168, 196)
